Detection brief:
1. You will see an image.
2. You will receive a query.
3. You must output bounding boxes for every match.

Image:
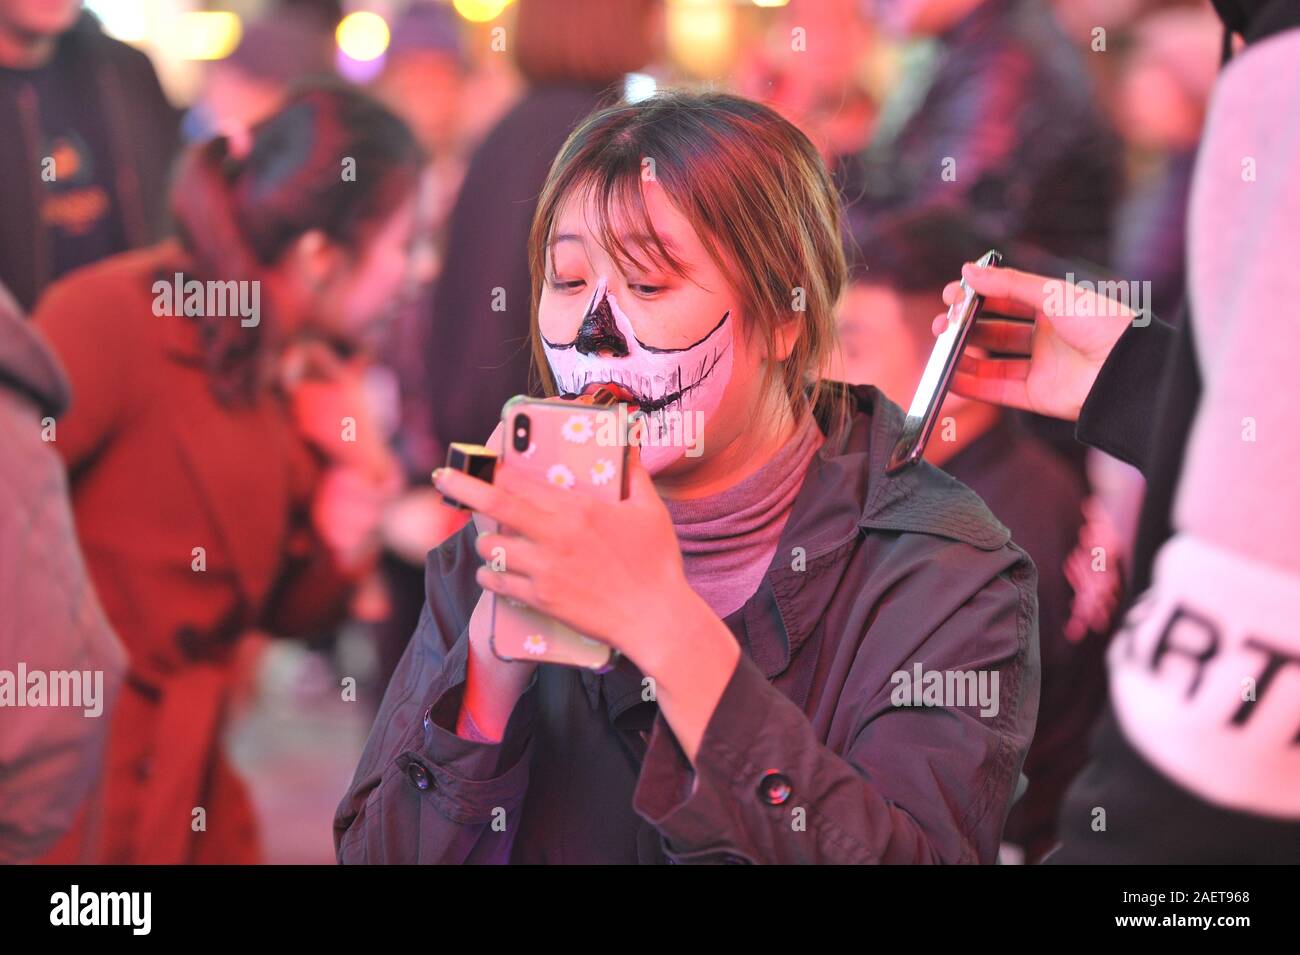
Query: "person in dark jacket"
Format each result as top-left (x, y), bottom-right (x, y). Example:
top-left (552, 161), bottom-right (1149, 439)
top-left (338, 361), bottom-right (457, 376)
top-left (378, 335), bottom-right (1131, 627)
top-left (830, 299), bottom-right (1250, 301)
top-left (935, 0), bottom-right (1300, 864)
top-left (33, 86), bottom-right (423, 864)
top-left (847, 0), bottom-right (1121, 276)
top-left (335, 92), bottom-right (1040, 864)
top-left (0, 280), bottom-right (125, 862)
top-left (0, 4), bottom-right (180, 311)
top-left (423, 0), bottom-right (661, 459)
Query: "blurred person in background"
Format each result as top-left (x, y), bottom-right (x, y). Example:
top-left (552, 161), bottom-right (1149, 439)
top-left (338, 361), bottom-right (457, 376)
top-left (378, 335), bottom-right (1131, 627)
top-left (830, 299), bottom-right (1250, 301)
top-left (367, 0), bottom-right (664, 689)
top-left (366, 2), bottom-right (477, 690)
top-left (852, 0), bottom-right (1124, 475)
top-left (424, 0), bottom-right (663, 458)
top-left (849, 0), bottom-right (1122, 279)
top-left (1063, 5), bottom-right (1222, 680)
top-left (833, 217), bottom-right (1103, 863)
top-left (184, 8), bottom-right (336, 149)
top-left (0, 0), bottom-right (179, 311)
top-left (373, 1), bottom-right (471, 233)
top-left (32, 86), bottom-right (424, 864)
top-left (736, 0), bottom-right (878, 169)
top-left (0, 280), bottom-right (125, 863)
top-left (1111, 4), bottom-right (1220, 325)
top-left (371, 0), bottom-right (472, 482)
top-left (936, 0), bottom-right (1300, 862)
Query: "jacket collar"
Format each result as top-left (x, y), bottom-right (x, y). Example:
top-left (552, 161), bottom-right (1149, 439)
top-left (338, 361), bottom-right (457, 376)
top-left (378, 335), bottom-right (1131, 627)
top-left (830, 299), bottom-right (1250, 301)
top-left (582, 383), bottom-right (1011, 717)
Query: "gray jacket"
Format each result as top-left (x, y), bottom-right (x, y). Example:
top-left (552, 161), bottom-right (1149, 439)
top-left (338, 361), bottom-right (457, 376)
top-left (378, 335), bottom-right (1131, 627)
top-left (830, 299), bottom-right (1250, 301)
top-left (0, 282), bottom-right (125, 862)
top-left (335, 384), bottom-right (1040, 863)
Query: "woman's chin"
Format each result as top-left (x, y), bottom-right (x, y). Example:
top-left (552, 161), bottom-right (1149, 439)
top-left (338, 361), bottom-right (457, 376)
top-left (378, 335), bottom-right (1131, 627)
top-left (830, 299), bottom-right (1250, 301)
top-left (640, 443), bottom-right (689, 477)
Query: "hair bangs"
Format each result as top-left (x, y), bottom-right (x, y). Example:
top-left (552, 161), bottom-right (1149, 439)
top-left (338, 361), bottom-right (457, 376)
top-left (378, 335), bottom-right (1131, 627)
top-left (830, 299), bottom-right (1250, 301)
top-left (556, 166), bottom-right (693, 282)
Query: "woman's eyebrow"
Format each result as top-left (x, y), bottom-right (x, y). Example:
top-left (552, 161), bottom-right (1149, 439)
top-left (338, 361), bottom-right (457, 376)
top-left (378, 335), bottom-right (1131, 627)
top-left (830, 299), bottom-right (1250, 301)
top-left (547, 233), bottom-right (584, 247)
top-left (620, 232), bottom-right (679, 254)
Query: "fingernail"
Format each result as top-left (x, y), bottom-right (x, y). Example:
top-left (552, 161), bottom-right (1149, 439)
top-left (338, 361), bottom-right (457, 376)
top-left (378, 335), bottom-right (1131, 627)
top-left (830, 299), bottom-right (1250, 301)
top-left (431, 467), bottom-right (445, 486)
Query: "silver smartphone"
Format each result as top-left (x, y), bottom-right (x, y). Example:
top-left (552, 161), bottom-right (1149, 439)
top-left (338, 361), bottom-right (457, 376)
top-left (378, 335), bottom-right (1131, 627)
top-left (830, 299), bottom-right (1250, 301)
top-left (886, 249), bottom-right (1003, 474)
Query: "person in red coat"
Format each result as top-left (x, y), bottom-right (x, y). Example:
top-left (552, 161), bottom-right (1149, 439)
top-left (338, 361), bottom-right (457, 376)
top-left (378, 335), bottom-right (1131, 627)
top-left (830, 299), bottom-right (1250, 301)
top-left (33, 85), bottom-right (424, 863)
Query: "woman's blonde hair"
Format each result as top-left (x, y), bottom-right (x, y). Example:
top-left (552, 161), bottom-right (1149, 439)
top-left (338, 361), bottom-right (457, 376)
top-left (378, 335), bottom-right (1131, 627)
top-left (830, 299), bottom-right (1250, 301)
top-left (528, 90), bottom-right (847, 431)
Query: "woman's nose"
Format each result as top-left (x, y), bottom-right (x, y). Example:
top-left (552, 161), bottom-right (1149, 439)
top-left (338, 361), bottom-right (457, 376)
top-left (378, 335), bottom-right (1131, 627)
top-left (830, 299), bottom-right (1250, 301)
top-left (574, 292), bottom-right (630, 357)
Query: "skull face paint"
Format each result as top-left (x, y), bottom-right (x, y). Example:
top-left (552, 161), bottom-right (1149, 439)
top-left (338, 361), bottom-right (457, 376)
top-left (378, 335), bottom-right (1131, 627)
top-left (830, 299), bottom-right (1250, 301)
top-left (541, 277), bottom-right (734, 473)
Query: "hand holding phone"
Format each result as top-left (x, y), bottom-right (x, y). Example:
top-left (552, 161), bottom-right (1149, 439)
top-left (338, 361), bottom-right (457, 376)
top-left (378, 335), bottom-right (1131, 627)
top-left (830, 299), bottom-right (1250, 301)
top-left (887, 249), bottom-right (1002, 474)
top-left (937, 260), bottom-right (1138, 423)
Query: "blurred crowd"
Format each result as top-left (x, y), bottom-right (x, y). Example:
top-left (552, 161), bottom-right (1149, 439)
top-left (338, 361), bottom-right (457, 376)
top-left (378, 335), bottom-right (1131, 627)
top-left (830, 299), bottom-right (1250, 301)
top-left (1, 0), bottom-right (1292, 865)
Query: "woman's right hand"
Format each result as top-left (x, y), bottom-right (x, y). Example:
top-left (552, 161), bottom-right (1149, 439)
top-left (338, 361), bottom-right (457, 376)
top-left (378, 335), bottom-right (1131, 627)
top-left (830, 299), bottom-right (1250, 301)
top-left (934, 262), bottom-right (1138, 423)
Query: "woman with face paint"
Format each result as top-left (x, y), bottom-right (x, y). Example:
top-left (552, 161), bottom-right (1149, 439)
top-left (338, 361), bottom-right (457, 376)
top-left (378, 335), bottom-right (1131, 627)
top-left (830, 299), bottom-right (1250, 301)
top-left (337, 92), bottom-right (1040, 864)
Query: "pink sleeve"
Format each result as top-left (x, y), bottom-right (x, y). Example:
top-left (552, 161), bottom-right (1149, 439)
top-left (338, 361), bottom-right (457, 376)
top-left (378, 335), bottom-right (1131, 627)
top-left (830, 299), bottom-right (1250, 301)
top-left (455, 703), bottom-right (500, 744)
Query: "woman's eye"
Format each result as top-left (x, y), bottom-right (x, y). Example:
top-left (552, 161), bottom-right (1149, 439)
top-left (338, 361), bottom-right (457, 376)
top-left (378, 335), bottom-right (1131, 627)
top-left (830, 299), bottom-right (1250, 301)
top-left (629, 283), bottom-right (664, 296)
top-left (548, 278), bottom-right (586, 293)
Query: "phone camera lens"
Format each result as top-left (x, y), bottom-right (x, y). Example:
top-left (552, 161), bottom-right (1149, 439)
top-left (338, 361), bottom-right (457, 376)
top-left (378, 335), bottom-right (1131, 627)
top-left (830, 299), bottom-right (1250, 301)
top-left (513, 414), bottom-right (531, 452)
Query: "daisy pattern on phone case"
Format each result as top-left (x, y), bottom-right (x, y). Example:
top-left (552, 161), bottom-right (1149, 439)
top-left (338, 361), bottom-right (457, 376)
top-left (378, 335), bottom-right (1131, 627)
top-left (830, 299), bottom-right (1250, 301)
top-left (560, 414), bottom-right (594, 443)
top-left (546, 463), bottom-right (575, 489)
top-left (590, 458), bottom-right (616, 486)
top-left (522, 634), bottom-right (549, 655)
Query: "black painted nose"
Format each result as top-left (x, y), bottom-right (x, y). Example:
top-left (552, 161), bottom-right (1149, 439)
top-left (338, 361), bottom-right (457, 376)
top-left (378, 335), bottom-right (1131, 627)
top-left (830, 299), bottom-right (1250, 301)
top-left (574, 293), bottom-right (630, 357)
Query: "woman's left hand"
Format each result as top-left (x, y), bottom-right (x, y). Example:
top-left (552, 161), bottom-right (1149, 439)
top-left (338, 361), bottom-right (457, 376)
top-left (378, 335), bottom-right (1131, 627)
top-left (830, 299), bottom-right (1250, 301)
top-left (286, 347), bottom-right (401, 487)
top-left (432, 444), bottom-right (741, 755)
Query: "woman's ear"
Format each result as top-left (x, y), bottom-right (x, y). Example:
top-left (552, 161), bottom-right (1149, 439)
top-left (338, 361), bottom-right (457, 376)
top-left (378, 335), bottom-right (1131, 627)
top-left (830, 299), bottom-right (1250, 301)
top-left (772, 315), bottom-right (802, 362)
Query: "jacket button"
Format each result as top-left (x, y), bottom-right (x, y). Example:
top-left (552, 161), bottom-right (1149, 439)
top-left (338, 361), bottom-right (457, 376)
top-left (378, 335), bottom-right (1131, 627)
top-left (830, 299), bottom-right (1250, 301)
top-left (757, 770), bottom-right (792, 805)
top-left (407, 762), bottom-right (433, 792)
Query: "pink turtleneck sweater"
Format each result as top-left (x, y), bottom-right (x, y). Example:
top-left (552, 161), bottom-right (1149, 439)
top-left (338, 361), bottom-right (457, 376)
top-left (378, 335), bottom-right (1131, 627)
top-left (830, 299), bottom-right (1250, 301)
top-left (664, 412), bottom-right (825, 620)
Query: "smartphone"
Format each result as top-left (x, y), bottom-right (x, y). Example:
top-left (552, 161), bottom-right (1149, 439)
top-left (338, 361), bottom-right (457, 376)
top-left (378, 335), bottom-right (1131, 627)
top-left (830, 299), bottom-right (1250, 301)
top-left (886, 249), bottom-right (1003, 474)
top-left (488, 395), bottom-right (631, 671)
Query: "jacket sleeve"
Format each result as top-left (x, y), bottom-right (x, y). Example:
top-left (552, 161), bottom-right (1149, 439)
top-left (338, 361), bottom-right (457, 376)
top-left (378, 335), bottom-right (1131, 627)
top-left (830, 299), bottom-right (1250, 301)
top-left (333, 526), bottom-right (540, 864)
top-left (1074, 317), bottom-right (1177, 474)
top-left (631, 541), bottom-right (1040, 864)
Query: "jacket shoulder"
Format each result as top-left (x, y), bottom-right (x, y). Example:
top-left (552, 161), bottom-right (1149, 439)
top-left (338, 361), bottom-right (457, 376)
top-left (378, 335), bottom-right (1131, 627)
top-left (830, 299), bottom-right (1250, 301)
top-left (874, 459), bottom-right (1014, 552)
top-left (33, 249), bottom-right (169, 342)
top-left (836, 383), bottom-right (1013, 552)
